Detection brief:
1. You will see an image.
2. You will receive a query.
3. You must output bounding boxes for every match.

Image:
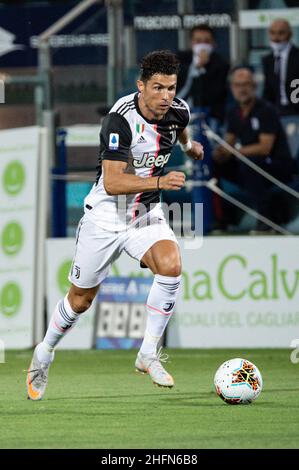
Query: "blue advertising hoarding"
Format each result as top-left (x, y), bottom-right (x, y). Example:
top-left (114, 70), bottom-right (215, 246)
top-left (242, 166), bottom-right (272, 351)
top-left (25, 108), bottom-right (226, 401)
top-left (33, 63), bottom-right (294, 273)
top-left (0, 1), bottom-right (232, 68)
top-left (95, 276), bottom-right (153, 349)
top-left (0, 2), bottom-right (108, 67)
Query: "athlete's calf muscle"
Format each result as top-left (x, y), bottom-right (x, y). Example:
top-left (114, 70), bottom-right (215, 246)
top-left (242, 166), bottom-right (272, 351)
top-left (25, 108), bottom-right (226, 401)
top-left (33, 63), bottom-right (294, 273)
top-left (68, 284), bottom-right (99, 314)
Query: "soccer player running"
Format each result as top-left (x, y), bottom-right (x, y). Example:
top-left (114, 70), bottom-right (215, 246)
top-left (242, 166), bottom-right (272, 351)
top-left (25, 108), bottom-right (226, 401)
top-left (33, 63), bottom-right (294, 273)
top-left (27, 50), bottom-right (204, 400)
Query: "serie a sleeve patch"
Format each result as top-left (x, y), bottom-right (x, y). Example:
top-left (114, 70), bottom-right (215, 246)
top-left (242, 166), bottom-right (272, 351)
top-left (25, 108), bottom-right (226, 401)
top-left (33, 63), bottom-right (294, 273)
top-left (108, 133), bottom-right (120, 151)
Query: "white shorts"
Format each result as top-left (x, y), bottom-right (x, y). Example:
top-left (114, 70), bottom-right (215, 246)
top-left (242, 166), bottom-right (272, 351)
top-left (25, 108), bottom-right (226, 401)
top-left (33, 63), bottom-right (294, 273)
top-left (68, 209), bottom-right (178, 288)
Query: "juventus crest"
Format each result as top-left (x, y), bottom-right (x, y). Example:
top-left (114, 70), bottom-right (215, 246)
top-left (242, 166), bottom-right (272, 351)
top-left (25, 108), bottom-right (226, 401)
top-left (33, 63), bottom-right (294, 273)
top-left (170, 130), bottom-right (176, 144)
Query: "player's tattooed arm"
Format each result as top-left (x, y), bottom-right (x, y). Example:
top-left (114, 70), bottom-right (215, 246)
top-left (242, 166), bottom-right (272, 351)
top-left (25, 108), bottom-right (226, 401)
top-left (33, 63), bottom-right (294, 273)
top-left (103, 160), bottom-right (185, 195)
top-left (179, 127), bottom-right (204, 161)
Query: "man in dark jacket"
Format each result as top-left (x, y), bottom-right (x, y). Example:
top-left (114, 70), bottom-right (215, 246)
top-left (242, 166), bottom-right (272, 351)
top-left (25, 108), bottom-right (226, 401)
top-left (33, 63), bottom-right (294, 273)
top-left (213, 67), bottom-right (294, 231)
top-left (262, 18), bottom-right (299, 116)
top-left (177, 24), bottom-right (230, 123)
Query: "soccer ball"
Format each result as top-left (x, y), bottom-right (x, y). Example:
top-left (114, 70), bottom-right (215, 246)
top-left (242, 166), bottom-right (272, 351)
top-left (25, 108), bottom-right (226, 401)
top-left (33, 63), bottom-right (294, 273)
top-left (214, 358), bottom-right (263, 405)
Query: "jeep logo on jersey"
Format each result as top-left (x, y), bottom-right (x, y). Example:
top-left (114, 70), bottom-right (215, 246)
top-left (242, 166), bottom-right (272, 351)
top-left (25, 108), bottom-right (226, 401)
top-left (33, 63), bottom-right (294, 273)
top-left (133, 152), bottom-right (171, 168)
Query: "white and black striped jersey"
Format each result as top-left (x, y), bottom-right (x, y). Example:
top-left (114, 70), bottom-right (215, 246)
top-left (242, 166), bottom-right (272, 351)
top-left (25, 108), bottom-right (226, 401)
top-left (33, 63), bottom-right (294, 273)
top-left (84, 92), bottom-right (190, 231)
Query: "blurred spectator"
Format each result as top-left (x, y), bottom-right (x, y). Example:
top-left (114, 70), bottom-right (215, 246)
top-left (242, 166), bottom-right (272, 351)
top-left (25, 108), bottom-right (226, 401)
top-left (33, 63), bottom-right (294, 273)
top-left (262, 19), bottom-right (299, 117)
top-left (177, 25), bottom-right (229, 124)
top-left (213, 67), bottom-right (294, 232)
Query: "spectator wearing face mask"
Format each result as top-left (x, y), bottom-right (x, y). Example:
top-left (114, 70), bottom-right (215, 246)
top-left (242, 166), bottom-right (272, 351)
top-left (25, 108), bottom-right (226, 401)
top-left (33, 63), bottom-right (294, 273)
top-left (177, 24), bottom-right (230, 123)
top-left (262, 18), bottom-right (299, 117)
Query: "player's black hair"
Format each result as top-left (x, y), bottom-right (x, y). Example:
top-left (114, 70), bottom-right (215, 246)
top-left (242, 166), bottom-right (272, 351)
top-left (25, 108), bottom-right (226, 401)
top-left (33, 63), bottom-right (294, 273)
top-left (190, 24), bottom-right (215, 39)
top-left (140, 50), bottom-right (180, 82)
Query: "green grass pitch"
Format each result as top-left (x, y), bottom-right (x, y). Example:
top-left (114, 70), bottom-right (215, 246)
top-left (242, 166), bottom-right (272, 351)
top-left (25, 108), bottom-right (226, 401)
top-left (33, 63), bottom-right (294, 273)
top-left (0, 349), bottom-right (298, 449)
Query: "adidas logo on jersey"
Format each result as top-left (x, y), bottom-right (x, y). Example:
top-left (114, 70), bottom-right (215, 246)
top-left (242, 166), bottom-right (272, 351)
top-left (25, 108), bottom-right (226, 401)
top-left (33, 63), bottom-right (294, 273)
top-left (137, 135), bottom-right (147, 144)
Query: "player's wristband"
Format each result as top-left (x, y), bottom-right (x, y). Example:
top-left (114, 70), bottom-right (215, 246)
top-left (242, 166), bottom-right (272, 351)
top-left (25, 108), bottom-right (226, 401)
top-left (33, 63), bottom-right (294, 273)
top-left (179, 140), bottom-right (192, 152)
top-left (157, 176), bottom-right (161, 190)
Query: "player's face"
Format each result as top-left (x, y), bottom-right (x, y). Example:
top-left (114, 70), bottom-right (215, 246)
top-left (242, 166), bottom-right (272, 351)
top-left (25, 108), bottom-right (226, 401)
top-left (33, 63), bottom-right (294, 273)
top-left (137, 74), bottom-right (177, 119)
top-left (231, 69), bottom-right (256, 105)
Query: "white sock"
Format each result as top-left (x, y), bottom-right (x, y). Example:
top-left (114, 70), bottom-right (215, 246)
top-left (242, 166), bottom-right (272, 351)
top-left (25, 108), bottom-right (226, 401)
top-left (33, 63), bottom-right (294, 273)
top-left (140, 274), bottom-right (181, 355)
top-left (36, 295), bottom-right (80, 363)
top-left (35, 341), bottom-right (55, 364)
